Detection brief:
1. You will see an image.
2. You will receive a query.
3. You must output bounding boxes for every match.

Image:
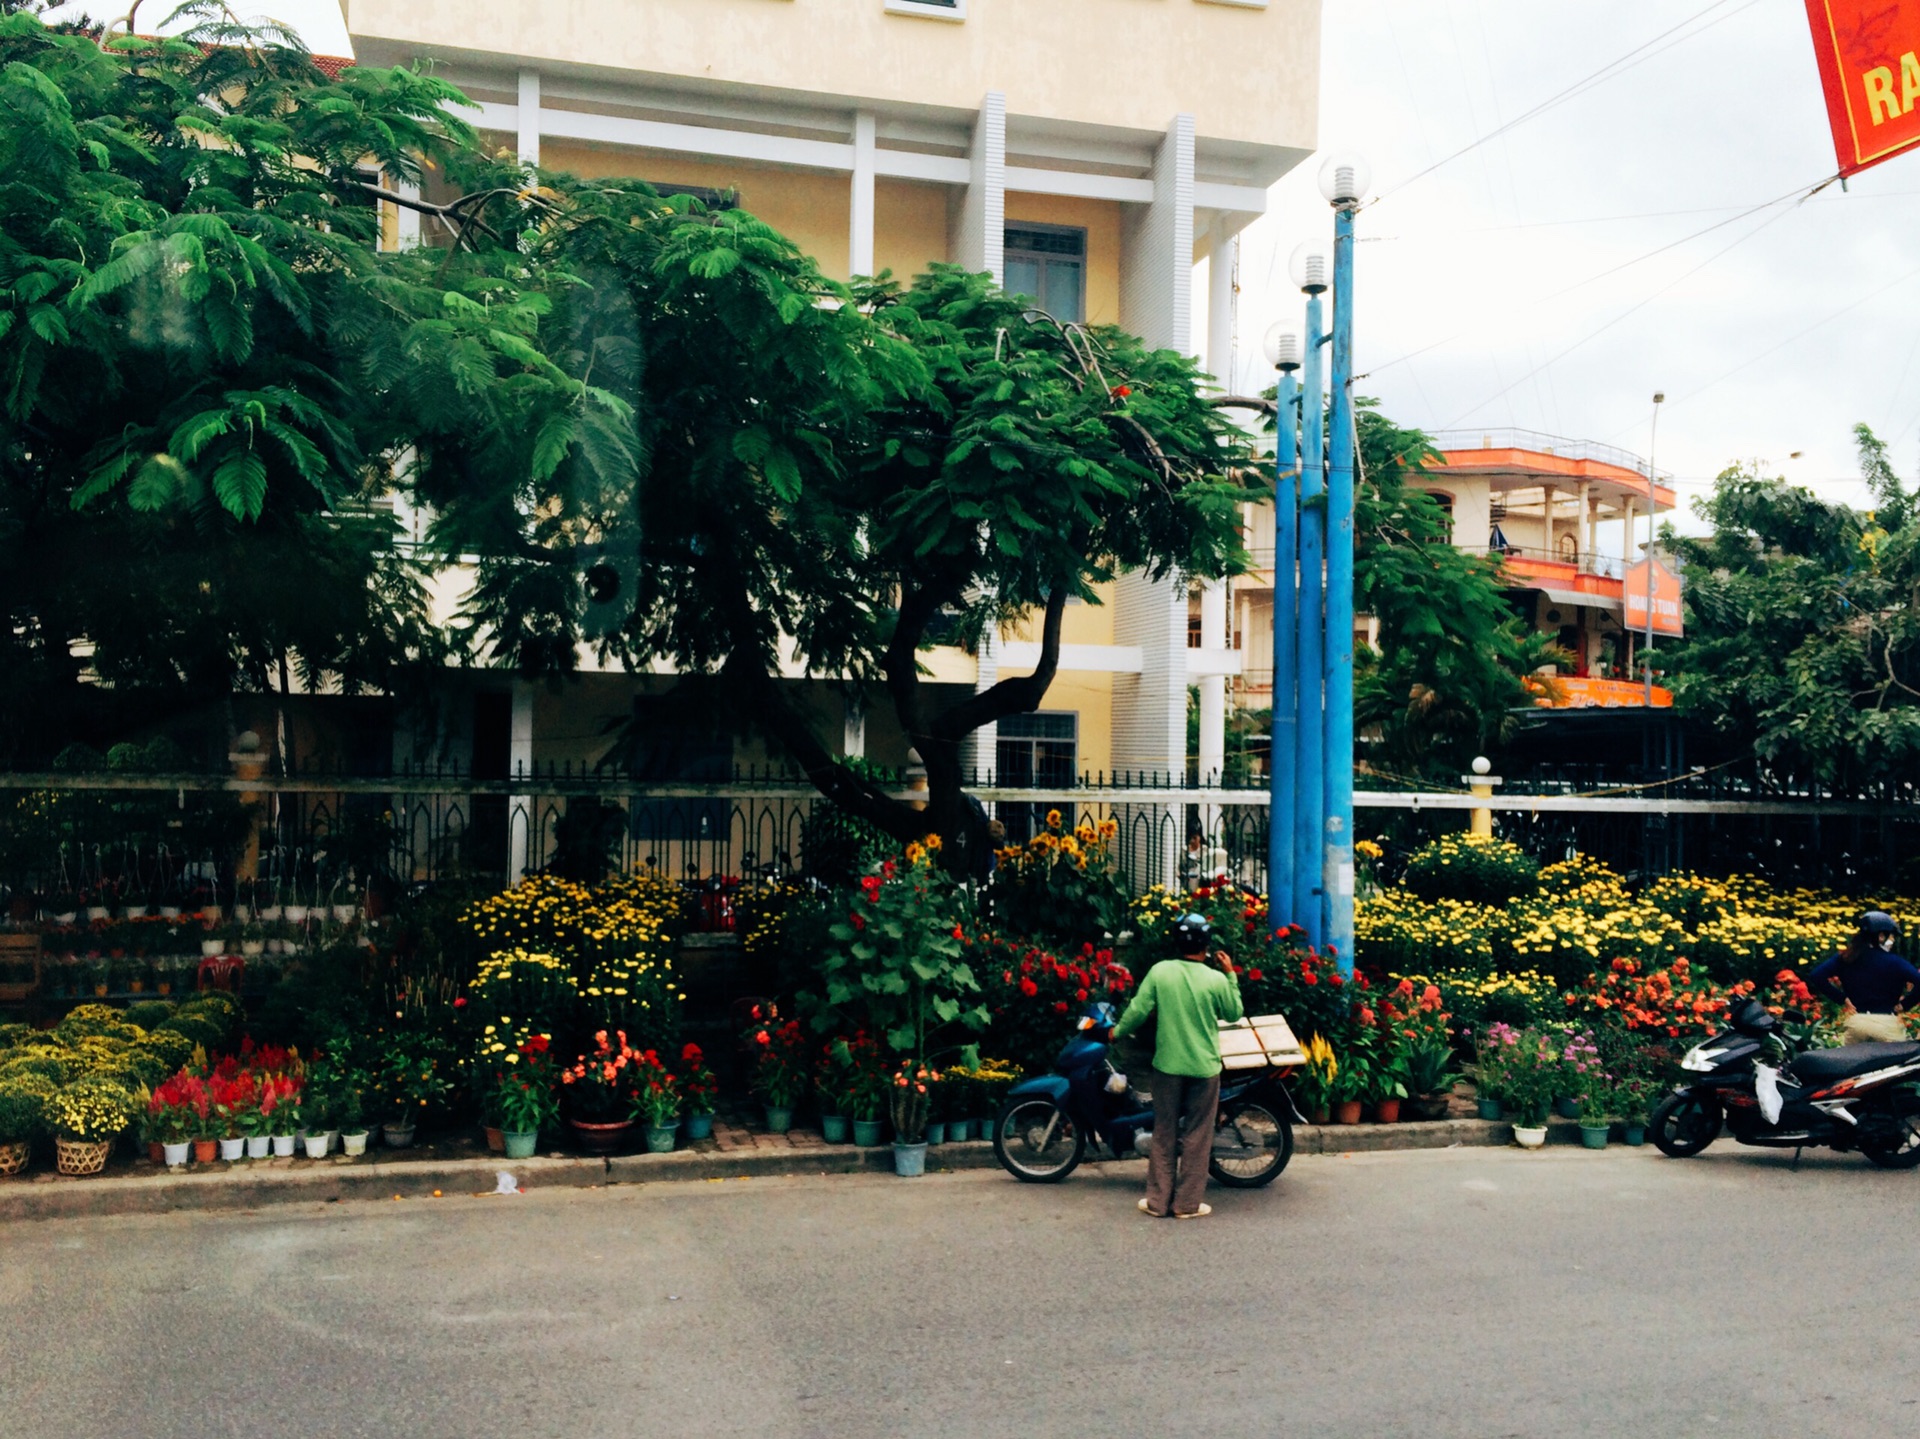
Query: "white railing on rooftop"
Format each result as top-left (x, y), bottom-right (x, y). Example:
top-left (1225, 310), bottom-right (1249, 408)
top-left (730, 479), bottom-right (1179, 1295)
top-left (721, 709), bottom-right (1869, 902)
top-left (1429, 427), bottom-right (1669, 482)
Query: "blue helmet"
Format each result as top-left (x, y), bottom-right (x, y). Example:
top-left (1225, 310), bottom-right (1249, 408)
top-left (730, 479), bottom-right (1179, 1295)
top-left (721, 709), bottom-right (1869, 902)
top-left (1172, 912), bottom-right (1212, 951)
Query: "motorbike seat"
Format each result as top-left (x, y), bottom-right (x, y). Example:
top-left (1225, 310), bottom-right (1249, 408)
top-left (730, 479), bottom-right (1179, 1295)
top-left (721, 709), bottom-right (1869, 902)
top-left (1787, 1040), bottom-right (1920, 1084)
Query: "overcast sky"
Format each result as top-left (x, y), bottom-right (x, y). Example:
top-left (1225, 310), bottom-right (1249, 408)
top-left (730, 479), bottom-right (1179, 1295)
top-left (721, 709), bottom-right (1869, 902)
top-left (62, 1), bottom-right (1915, 519)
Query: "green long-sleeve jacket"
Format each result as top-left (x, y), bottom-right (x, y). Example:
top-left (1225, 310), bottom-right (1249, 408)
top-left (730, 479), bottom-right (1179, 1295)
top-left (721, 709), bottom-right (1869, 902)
top-left (1111, 958), bottom-right (1245, 1078)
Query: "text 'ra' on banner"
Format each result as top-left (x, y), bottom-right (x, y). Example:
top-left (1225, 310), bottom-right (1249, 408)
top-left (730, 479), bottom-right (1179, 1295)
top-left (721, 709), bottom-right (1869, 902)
top-left (1804, 0), bottom-right (1920, 177)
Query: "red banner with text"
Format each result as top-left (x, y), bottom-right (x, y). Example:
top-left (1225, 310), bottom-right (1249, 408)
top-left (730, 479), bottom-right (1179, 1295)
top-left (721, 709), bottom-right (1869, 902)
top-left (1804, 1), bottom-right (1920, 177)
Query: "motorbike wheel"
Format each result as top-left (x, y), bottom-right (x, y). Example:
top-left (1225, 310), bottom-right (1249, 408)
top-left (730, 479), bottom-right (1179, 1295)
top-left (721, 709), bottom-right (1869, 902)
top-left (1859, 1095), bottom-right (1920, 1169)
top-left (1208, 1099), bottom-right (1292, 1188)
top-left (1650, 1090), bottom-right (1722, 1158)
top-left (990, 1097), bottom-right (1087, 1183)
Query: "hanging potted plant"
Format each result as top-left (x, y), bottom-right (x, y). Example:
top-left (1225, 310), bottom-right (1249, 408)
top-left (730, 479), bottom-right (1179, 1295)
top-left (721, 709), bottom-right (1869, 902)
top-left (47, 1076), bottom-right (135, 1177)
top-left (679, 1043), bottom-right (718, 1142)
top-left (632, 1049), bottom-right (681, 1154)
top-left (496, 1035), bottom-right (559, 1160)
top-left (561, 1030), bottom-right (642, 1153)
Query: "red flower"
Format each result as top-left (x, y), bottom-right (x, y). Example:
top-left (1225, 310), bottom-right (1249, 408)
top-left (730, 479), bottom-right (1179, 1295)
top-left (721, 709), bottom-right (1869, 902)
top-left (755, 1030), bottom-right (770, 1045)
top-left (453, 997), bottom-right (467, 1009)
top-left (850, 912), bottom-right (865, 930)
top-left (1019, 978), bottom-right (1039, 998)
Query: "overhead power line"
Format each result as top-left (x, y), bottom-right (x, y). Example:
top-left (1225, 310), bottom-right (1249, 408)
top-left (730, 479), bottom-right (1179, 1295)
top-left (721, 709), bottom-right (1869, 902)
top-left (1373, 0), bottom-right (1762, 206)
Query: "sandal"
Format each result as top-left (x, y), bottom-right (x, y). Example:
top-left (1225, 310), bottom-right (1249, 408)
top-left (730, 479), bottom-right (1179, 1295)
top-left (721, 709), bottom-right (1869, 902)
top-left (1174, 1204), bottom-right (1212, 1220)
top-left (1137, 1198), bottom-right (1168, 1217)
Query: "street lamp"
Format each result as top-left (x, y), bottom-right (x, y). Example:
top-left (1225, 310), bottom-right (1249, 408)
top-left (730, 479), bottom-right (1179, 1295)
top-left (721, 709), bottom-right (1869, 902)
top-left (1644, 391), bottom-right (1664, 705)
top-left (1291, 248), bottom-right (1328, 951)
top-left (1318, 151), bottom-right (1367, 975)
top-left (1262, 322), bottom-right (1301, 938)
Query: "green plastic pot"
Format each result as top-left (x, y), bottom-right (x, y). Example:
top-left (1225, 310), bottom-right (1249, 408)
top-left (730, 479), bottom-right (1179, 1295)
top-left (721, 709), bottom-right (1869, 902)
top-left (644, 1123), bottom-right (677, 1154)
top-left (683, 1112), bottom-right (714, 1141)
top-left (924, 1121), bottom-right (947, 1146)
top-left (852, 1118), bottom-right (884, 1147)
top-left (764, 1105), bottom-right (793, 1134)
top-left (503, 1130), bottom-right (538, 1159)
top-left (1554, 1096), bottom-right (1583, 1120)
top-left (1622, 1122), bottom-right (1647, 1147)
top-left (820, 1113), bottom-right (850, 1144)
top-left (1474, 1098), bottom-right (1503, 1121)
top-left (947, 1117), bottom-right (973, 1141)
top-left (1579, 1123), bottom-right (1609, 1150)
top-left (893, 1141), bottom-right (928, 1177)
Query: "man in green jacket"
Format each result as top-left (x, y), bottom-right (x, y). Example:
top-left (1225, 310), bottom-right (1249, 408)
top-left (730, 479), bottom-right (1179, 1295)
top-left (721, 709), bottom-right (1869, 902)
top-left (1112, 913), bottom-right (1244, 1219)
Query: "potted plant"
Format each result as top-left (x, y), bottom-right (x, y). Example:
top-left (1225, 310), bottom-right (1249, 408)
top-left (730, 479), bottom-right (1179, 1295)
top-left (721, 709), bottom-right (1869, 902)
top-left (561, 1029), bottom-right (642, 1153)
top-left (1502, 1027), bottom-right (1558, 1149)
top-left (1403, 1038), bottom-right (1458, 1121)
top-left (0, 1075), bottom-right (47, 1177)
top-left (263, 1076), bottom-right (302, 1158)
top-left (497, 1035), bottom-right (559, 1160)
top-left (940, 1064), bottom-right (972, 1141)
top-left (1471, 1022), bottom-right (1521, 1121)
top-left (145, 1077), bottom-right (194, 1168)
top-left (299, 1082), bottom-right (334, 1159)
top-left (1578, 1076), bottom-right (1613, 1150)
top-left (1372, 1044), bottom-right (1410, 1124)
top-left (1294, 1035), bottom-right (1337, 1126)
top-left (1553, 1026), bottom-right (1604, 1120)
top-left (1617, 1074), bottom-right (1654, 1147)
top-left (679, 1043), bottom-right (717, 1141)
top-left (46, 1076), bottom-right (135, 1176)
top-left (888, 1062), bottom-right (934, 1176)
top-left (1329, 1045), bottom-right (1372, 1125)
top-left (336, 1070), bottom-right (371, 1156)
top-left (923, 1070), bottom-right (948, 1146)
top-left (212, 1072), bottom-right (255, 1160)
top-left (382, 1034), bottom-right (456, 1147)
top-left (745, 1011), bottom-right (808, 1134)
top-left (632, 1049), bottom-right (681, 1154)
top-left (816, 1041), bottom-right (852, 1143)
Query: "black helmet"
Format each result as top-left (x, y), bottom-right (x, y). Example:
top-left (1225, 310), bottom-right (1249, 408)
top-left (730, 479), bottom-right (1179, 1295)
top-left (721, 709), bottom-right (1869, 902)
top-left (1862, 910), bottom-right (1900, 937)
top-left (1172, 913), bottom-right (1212, 950)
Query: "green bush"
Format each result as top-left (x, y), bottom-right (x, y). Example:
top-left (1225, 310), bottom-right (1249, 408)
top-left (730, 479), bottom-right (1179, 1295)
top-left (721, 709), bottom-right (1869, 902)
top-left (136, 1031), bottom-right (195, 1074)
top-left (0, 1021), bottom-right (33, 1050)
top-left (156, 1013), bottom-right (223, 1051)
top-left (1403, 834), bottom-right (1540, 906)
top-left (0, 1046), bottom-right (74, 1084)
top-left (0, 1074), bottom-right (53, 1142)
top-left (124, 999), bottom-right (177, 1030)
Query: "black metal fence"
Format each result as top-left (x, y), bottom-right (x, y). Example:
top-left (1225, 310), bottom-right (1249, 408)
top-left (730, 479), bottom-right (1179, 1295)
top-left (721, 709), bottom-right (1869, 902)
top-left (2, 764), bottom-right (1917, 923)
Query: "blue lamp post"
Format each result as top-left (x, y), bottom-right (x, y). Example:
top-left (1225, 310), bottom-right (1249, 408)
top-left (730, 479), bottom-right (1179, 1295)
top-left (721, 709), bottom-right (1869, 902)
top-left (1289, 239), bottom-right (1330, 950)
top-left (1262, 323), bottom-right (1302, 938)
top-left (1319, 153), bottom-right (1369, 977)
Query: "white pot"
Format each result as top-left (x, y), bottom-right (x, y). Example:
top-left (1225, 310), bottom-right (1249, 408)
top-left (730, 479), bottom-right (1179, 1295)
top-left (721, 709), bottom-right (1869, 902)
top-left (1513, 1125), bottom-right (1548, 1150)
top-left (53, 911), bottom-right (77, 925)
top-left (202, 905), bottom-right (223, 923)
top-left (340, 1131), bottom-right (369, 1157)
top-left (241, 940), bottom-right (264, 956)
top-left (332, 904), bottom-right (357, 924)
top-left (228, 905), bottom-right (248, 923)
top-left (121, 904), bottom-right (148, 920)
top-left (85, 906), bottom-right (110, 923)
top-left (301, 1133), bottom-right (329, 1159)
top-left (157, 905), bottom-right (181, 919)
top-left (200, 939), bottom-right (225, 957)
top-left (284, 905), bottom-right (310, 923)
top-left (323, 1129), bottom-right (339, 1152)
top-left (258, 905), bottom-right (283, 922)
top-left (162, 1141), bottom-right (190, 1167)
top-left (245, 1135), bottom-right (270, 1159)
top-left (218, 1137), bottom-right (245, 1161)
top-left (267, 939), bottom-right (286, 955)
top-left (271, 1135), bottom-right (297, 1158)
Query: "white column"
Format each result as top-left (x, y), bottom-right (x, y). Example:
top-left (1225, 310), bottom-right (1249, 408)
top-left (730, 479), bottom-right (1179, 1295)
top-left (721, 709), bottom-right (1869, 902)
top-left (843, 695), bottom-right (867, 760)
top-left (508, 679), bottom-right (535, 881)
top-left (1578, 480), bottom-right (1593, 564)
top-left (395, 179), bottom-right (421, 250)
top-left (1621, 498), bottom-right (1636, 568)
top-left (967, 630), bottom-right (1000, 783)
top-left (1197, 233), bottom-right (1235, 789)
top-left (1120, 114), bottom-right (1195, 354)
top-left (517, 70), bottom-right (541, 166)
top-left (850, 111), bottom-right (876, 278)
top-left (954, 92), bottom-right (1006, 282)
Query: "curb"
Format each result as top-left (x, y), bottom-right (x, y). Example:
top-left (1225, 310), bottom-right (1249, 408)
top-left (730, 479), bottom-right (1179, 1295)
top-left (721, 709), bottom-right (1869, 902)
top-left (0, 1118), bottom-right (1622, 1223)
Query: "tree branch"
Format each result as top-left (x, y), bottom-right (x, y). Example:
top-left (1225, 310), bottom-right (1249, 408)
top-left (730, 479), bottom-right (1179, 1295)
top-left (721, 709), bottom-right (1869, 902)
top-left (930, 586), bottom-right (1070, 741)
top-left (1210, 395), bottom-right (1279, 415)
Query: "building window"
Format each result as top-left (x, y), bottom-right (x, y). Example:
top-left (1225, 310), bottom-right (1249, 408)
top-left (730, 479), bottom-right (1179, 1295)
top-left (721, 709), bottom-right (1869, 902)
top-left (1004, 225), bottom-right (1086, 323)
top-left (995, 711), bottom-right (1076, 843)
top-left (885, 0), bottom-right (966, 20)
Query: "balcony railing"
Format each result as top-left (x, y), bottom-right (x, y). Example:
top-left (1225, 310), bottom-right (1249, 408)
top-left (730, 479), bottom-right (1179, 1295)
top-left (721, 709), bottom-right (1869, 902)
top-left (1428, 427), bottom-right (1669, 481)
top-left (1472, 544), bottom-right (1627, 582)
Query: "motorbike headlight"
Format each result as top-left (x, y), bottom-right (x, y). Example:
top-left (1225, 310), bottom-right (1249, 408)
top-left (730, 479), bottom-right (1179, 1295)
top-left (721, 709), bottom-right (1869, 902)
top-left (1680, 1046), bottom-right (1724, 1073)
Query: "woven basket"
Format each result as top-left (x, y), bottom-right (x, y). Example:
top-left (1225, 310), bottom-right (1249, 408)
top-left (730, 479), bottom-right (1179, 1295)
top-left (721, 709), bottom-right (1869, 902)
top-left (0, 1141), bottom-right (28, 1178)
top-left (55, 1138), bottom-right (111, 1177)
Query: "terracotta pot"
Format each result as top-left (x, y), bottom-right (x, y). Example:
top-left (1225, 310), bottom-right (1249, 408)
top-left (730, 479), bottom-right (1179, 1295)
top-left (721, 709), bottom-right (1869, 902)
top-left (568, 1118), bottom-right (636, 1155)
top-left (484, 1126), bottom-right (505, 1154)
top-left (1308, 1107), bottom-right (1331, 1126)
top-left (1333, 1100), bottom-right (1364, 1125)
top-left (147, 1140), bottom-right (166, 1165)
top-left (1374, 1098), bottom-right (1401, 1124)
top-left (192, 1138), bottom-right (218, 1164)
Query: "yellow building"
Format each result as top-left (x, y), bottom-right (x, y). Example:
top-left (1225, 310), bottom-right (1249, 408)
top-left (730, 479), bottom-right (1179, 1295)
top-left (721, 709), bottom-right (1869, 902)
top-left (346, 0), bottom-right (1320, 807)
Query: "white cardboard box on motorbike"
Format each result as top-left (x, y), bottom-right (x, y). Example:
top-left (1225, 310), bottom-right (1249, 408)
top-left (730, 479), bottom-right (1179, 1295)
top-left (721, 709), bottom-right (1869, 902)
top-left (1218, 1015), bottom-right (1307, 1071)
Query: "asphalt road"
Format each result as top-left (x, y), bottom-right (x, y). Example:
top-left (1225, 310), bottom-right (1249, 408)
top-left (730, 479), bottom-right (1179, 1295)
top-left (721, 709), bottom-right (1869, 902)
top-left (4, 1144), bottom-right (1916, 1438)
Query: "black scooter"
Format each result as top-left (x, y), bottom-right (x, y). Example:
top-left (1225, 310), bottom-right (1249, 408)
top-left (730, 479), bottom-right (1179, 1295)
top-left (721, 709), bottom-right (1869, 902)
top-left (1652, 997), bottom-right (1920, 1168)
top-left (989, 1002), bottom-right (1298, 1188)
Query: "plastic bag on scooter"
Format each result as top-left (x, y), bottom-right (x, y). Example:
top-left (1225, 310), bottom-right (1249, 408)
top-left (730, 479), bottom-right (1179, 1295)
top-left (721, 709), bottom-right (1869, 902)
top-left (1754, 1063), bottom-right (1784, 1125)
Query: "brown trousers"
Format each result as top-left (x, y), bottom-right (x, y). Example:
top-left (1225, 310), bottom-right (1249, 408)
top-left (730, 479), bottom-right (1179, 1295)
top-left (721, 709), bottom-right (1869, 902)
top-left (1145, 1068), bottom-right (1220, 1216)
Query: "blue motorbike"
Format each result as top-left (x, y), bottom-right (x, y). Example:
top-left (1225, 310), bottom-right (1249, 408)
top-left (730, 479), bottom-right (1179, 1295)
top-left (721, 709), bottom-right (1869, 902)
top-left (989, 1002), bottom-right (1298, 1187)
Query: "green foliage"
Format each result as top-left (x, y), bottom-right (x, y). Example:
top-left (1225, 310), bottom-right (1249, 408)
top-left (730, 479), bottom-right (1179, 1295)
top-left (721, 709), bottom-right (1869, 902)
top-left (984, 810), bottom-right (1130, 952)
top-left (1666, 438), bottom-right (1920, 795)
top-left (1402, 834), bottom-right (1541, 906)
top-left (821, 848), bottom-right (986, 1061)
top-left (1351, 404), bottom-right (1566, 776)
top-left (0, 14), bottom-right (460, 759)
top-left (0, 1072), bottom-right (52, 1142)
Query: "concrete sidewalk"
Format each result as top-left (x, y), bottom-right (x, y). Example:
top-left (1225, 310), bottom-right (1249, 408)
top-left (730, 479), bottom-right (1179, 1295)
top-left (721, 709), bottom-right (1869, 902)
top-left (0, 1115), bottom-right (1610, 1223)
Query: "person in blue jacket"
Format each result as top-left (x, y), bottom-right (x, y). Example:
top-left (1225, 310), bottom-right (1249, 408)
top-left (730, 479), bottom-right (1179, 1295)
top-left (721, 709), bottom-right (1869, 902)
top-left (1804, 911), bottom-right (1920, 1045)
